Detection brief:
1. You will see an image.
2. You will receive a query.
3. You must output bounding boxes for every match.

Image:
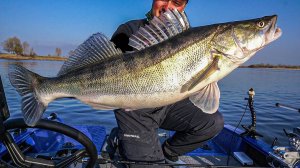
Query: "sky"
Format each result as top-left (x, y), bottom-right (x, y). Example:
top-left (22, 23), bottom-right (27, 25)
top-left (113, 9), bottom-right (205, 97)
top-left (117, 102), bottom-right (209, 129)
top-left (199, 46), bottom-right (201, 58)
top-left (0, 0), bottom-right (299, 65)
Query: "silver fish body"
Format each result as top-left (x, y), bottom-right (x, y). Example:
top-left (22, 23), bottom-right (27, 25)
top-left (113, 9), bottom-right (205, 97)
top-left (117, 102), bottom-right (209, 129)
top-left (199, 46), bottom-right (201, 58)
top-left (41, 26), bottom-right (217, 108)
top-left (9, 11), bottom-right (282, 126)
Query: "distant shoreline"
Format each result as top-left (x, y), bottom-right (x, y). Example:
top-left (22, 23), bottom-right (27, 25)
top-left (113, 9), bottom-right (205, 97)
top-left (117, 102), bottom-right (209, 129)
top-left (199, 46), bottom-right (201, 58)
top-left (0, 53), bottom-right (66, 61)
top-left (1, 54), bottom-right (299, 70)
top-left (239, 66), bottom-right (300, 70)
top-left (240, 64), bottom-right (300, 70)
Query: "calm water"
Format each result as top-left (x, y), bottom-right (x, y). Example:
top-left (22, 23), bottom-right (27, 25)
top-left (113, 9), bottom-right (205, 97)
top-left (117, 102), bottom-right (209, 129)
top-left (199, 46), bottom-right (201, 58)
top-left (0, 59), bottom-right (299, 146)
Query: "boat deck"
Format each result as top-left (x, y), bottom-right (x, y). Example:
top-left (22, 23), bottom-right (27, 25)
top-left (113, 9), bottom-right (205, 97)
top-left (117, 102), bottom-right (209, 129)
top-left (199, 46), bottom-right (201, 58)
top-left (179, 155), bottom-right (242, 167)
top-left (50, 125), bottom-right (265, 167)
top-left (1, 125), bottom-right (269, 168)
top-left (73, 155), bottom-right (242, 168)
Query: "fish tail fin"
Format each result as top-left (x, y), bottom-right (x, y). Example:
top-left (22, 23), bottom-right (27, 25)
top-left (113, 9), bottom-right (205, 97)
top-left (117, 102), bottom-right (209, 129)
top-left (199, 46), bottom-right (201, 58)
top-left (9, 64), bottom-right (46, 126)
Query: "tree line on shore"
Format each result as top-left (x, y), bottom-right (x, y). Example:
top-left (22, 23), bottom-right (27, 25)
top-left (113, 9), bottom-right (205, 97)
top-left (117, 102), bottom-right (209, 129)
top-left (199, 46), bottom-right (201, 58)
top-left (240, 63), bottom-right (300, 69)
top-left (1, 36), bottom-right (63, 57)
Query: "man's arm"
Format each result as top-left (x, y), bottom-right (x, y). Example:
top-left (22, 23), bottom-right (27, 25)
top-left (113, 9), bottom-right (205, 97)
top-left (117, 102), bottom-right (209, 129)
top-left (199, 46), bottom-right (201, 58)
top-left (111, 32), bottom-right (132, 53)
top-left (111, 19), bottom-right (147, 53)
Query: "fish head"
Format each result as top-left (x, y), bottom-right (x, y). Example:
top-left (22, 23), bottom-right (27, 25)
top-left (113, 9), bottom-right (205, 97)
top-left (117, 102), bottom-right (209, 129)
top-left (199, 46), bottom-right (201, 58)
top-left (211, 15), bottom-right (282, 64)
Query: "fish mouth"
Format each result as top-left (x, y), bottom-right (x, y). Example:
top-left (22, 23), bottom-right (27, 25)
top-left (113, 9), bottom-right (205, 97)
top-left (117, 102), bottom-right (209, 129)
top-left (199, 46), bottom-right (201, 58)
top-left (272, 27), bottom-right (282, 42)
top-left (265, 15), bottom-right (282, 45)
top-left (258, 28), bottom-right (281, 52)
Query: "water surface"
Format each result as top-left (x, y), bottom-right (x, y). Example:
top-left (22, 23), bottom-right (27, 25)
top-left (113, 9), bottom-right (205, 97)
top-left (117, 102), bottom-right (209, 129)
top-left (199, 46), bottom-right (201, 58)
top-left (0, 59), bottom-right (299, 146)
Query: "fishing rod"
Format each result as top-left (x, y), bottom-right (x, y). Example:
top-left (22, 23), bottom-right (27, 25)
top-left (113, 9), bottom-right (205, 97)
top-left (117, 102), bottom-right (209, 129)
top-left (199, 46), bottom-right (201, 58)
top-left (275, 103), bottom-right (300, 113)
top-left (276, 102), bottom-right (300, 150)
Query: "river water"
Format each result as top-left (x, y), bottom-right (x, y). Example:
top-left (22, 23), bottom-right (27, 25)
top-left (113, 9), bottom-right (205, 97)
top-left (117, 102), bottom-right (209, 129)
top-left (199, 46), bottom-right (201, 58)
top-left (0, 59), bottom-right (299, 146)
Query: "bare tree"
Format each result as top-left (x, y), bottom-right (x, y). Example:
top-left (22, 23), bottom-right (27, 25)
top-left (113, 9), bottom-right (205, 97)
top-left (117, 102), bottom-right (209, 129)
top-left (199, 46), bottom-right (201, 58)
top-left (55, 48), bottom-right (62, 56)
top-left (2, 38), bottom-right (14, 53)
top-left (2, 37), bottom-right (23, 55)
top-left (22, 41), bottom-right (30, 56)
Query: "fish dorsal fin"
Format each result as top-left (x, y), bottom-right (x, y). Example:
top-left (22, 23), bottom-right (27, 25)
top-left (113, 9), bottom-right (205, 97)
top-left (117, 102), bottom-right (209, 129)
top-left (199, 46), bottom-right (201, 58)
top-left (129, 9), bottom-right (190, 51)
top-left (58, 33), bottom-right (122, 76)
top-left (189, 82), bottom-right (220, 114)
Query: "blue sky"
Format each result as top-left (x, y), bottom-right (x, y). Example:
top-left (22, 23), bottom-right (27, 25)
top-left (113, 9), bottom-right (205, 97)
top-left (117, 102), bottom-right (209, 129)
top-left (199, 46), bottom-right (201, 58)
top-left (0, 0), bottom-right (299, 65)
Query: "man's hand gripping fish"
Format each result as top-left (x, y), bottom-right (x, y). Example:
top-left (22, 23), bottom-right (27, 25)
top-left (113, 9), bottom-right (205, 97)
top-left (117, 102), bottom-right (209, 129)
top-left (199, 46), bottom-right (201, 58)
top-left (9, 9), bottom-right (282, 126)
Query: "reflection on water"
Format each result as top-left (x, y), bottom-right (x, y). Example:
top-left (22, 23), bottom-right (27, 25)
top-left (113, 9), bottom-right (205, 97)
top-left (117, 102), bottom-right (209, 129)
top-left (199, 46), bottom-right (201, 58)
top-left (0, 59), bottom-right (299, 146)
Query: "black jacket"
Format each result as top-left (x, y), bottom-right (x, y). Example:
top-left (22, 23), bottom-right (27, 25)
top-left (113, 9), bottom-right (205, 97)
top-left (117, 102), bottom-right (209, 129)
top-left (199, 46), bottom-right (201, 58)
top-left (111, 19), bottom-right (147, 53)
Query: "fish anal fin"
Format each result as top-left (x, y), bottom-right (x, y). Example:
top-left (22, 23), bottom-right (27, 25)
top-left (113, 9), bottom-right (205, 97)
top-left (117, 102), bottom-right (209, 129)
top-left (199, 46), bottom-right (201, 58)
top-left (181, 53), bottom-right (221, 93)
top-left (189, 82), bottom-right (220, 114)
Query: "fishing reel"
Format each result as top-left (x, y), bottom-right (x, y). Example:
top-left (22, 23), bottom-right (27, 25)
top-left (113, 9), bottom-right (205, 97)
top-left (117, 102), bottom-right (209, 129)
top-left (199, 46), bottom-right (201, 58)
top-left (268, 145), bottom-right (300, 168)
top-left (284, 127), bottom-right (300, 152)
top-left (267, 103), bottom-right (300, 168)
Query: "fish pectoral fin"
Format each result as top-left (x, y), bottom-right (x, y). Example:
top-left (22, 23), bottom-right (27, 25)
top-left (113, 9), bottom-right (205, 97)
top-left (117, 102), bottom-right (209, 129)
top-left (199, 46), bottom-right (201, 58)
top-left (85, 102), bottom-right (117, 110)
top-left (181, 54), bottom-right (221, 93)
top-left (189, 82), bottom-right (220, 114)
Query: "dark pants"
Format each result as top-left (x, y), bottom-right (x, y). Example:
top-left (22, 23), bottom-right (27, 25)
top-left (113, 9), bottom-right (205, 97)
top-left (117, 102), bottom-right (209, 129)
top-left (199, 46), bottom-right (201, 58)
top-left (114, 97), bottom-right (224, 163)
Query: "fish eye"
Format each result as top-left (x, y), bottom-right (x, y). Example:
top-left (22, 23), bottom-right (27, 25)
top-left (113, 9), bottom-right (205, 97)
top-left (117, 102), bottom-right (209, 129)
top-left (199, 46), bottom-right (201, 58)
top-left (257, 21), bottom-right (265, 28)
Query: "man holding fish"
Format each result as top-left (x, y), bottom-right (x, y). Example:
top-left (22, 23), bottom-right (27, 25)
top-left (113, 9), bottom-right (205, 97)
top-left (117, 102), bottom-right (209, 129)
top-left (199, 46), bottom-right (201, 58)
top-left (9, 0), bottom-right (281, 167)
top-left (110, 0), bottom-right (223, 166)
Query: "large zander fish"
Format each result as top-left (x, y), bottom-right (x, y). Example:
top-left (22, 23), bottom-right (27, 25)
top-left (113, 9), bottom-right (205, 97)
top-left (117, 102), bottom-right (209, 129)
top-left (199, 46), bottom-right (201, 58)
top-left (9, 10), bottom-right (282, 126)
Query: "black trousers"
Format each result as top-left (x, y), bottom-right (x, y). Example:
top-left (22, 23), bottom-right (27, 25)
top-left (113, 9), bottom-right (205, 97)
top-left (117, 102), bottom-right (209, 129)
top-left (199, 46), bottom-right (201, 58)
top-left (114, 97), bottom-right (224, 162)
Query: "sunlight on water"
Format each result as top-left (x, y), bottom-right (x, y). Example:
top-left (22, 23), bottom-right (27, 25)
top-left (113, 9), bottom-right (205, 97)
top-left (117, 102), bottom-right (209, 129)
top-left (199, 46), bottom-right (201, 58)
top-left (0, 60), bottom-right (299, 146)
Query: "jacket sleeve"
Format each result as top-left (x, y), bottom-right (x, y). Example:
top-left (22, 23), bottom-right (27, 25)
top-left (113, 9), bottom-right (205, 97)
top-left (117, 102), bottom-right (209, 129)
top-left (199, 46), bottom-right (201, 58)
top-left (111, 24), bottom-right (133, 53)
top-left (111, 19), bottom-right (147, 53)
